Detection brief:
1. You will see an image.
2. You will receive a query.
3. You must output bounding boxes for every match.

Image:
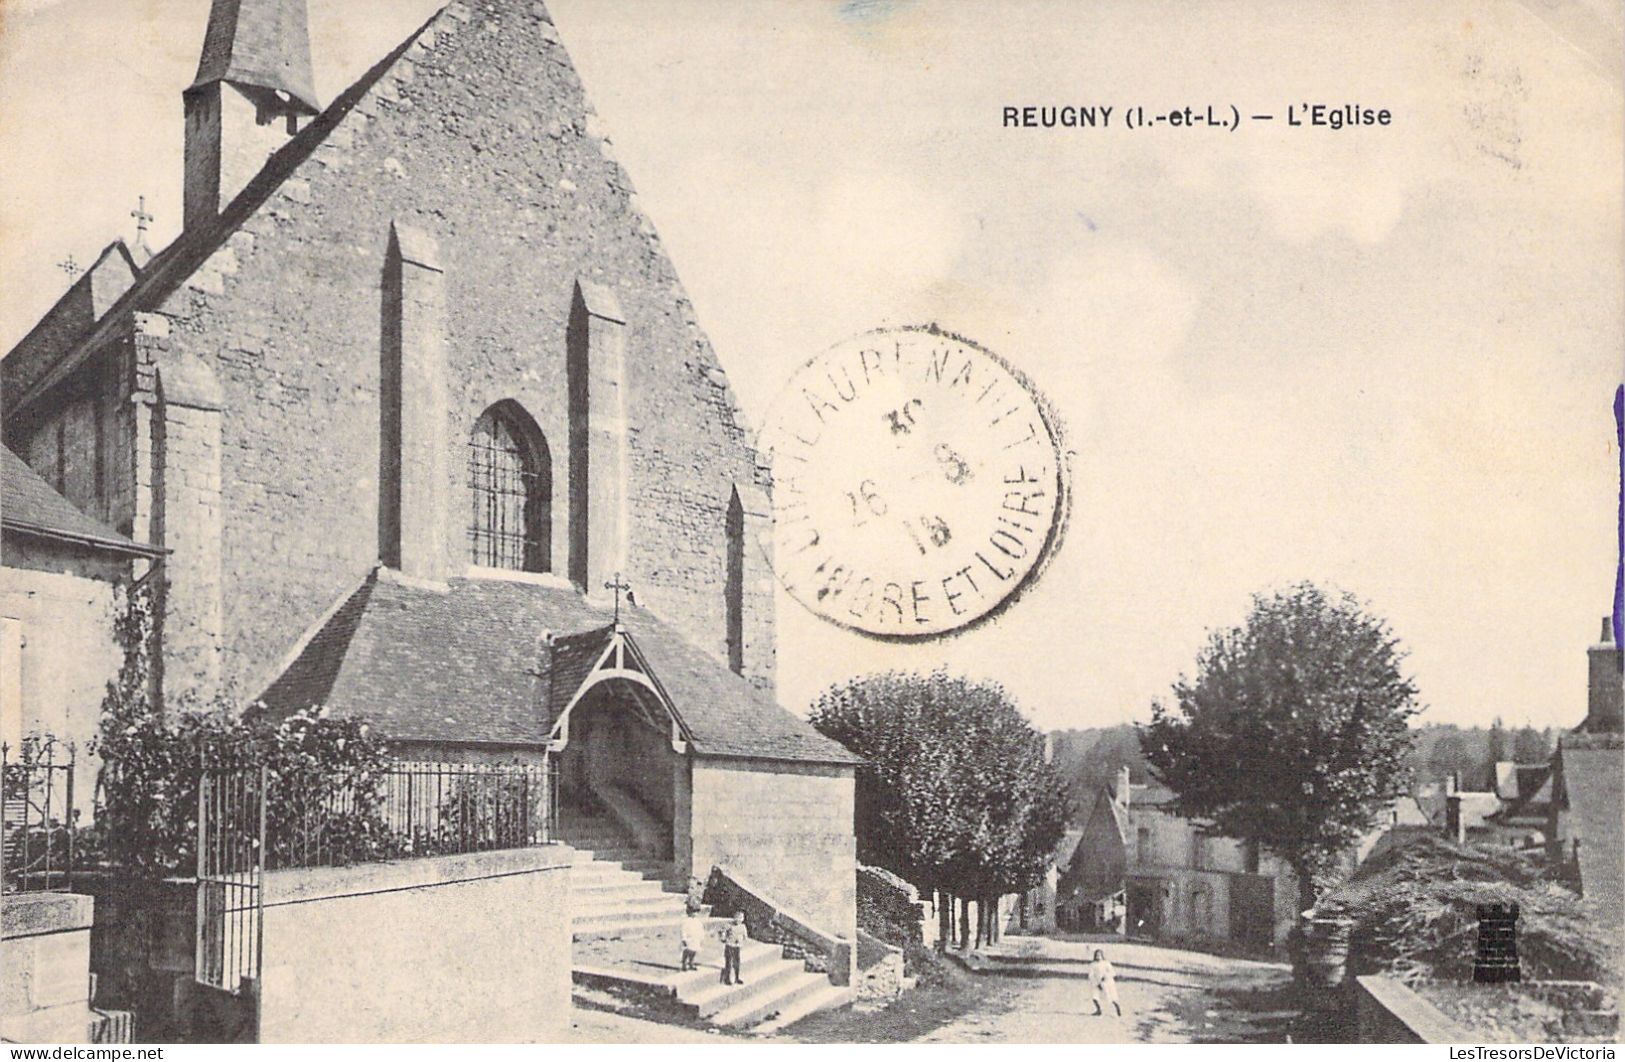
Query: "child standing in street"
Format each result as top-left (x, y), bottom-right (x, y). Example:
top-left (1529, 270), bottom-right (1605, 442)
top-left (721, 911), bottom-right (748, 985)
top-left (1090, 948), bottom-right (1121, 1017)
top-left (680, 903), bottom-right (705, 972)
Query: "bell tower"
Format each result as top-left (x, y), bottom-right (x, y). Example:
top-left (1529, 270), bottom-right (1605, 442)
top-left (183, 0), bottom-right (320, 230)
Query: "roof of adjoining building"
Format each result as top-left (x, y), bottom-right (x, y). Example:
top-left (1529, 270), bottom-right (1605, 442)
top-left (1559, 737), bottom-right (1624, 924)
top-left (260, 568), bottom-right (862, 766)
top-left (2, 446), bottom-right (160, 557)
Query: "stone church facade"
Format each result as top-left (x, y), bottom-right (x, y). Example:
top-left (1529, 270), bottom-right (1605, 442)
top-left (3, 0), bottom-right (858, 938)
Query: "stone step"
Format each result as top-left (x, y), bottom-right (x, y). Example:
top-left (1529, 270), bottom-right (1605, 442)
top-left (573, 909), bottom-right (689, 938)
top-left (707, 970), bottom-right (834, 1029)
top-left (572, 870), bottom-right (672, 896)
top-left (572, 895), bottom-right (689, 923)
top-left (571, 877), bottom-right (670, 900)
top-left (573, 917), bottom-right (688, 941)
top-left (665, 940), bottom-right (787, 996)
top-left (752, 983), bottom-right (856, 1036)
top-left (683, 956), bottom-right (808, 1018)
top-left (559, 836), bottom-right (636, 852)
top-left (565, 845), bottom-right (646, 863)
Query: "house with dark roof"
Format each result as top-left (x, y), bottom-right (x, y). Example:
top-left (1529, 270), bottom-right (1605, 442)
top-left (1, 0), bottom-right (860, 942)
top-left (1547, 619), bottom-right (1624, 931)
top-left (1056, 771), bottom-right (1132, 933)
top-left (1, 445), bottom-right (162, 801)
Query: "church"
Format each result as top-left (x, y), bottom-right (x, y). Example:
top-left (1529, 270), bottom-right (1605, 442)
top-left (1, 0), bottom-right (859, 942)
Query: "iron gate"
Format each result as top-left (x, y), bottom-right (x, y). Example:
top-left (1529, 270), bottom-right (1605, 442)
top-left (196, 765), bottom-right (265, 994)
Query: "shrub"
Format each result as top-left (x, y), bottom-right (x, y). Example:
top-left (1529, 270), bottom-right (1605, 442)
top-left (86, 584), bottom-right (392, 875)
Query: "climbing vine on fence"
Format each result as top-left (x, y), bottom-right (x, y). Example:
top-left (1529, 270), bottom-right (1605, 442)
top-left (87, 581), bottom-right (392, 875)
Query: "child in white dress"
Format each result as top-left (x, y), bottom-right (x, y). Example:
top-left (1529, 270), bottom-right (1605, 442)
top-left (1090, 949), bottom-right (1121, 1017)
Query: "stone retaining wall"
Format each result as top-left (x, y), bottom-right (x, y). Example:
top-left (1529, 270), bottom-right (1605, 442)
top-left (257, 845), bottom-right (573, 1043)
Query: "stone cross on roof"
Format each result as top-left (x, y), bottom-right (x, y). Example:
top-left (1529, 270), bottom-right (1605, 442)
top-left (604, 572), bottom-right (635, 624)
top-left (131, 196), bottom-right (153, 242)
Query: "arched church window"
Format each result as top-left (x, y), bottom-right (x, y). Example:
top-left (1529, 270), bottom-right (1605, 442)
top-left (468, 402), bottom-right (550, 573)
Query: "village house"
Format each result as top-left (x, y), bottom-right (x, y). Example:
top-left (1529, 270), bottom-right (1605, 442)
top-left (0, 442), bottom-right (163, 813)
top-left (2, 0), bottom-right (861, 964)
top-left (1056, 766), bottom-right (1298, 951)
top-left (1055, 772), bottom-right (1131, 933)
top-left (1545, 619), bottom-right (1623, 930)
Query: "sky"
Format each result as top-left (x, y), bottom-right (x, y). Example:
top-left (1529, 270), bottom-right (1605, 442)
top-left (0, 0), bottom-right (1620, 732)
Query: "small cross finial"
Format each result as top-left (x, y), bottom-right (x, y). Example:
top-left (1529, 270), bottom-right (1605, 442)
top-left (131, 196), bottom-right (154, 241)
top-left (605, 572), bottom-right (633, 622)
top-left (57, 255), bottom-right (81, 280)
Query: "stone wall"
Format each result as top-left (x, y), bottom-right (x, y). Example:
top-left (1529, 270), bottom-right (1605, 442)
top-left (256, 845), bottom-right (573, 1043)
top-left (688, 757), bottom-right (856, 943)
top-left (133, 0), bottom-right (774, 706)
top-left (855, 929), bottom-right (905, 1002)
top-left (1353, 975), bottom-right (1473, 1044)
top-left (1, 892), bottom-right (97, 1043)
top-left (857, 864), bottom-right (929, 947)
top-left (702, 864), bottom-right (855, 987)
top-left (0, 564), bottom-right (123, 812)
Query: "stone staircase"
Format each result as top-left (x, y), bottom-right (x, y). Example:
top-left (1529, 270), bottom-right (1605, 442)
top-left (573, 928), bottom-right (854, 1032)
top-left (560, 805), bottom-right (853, 1031)
top-left (558, 807), bottom-right (692, 938)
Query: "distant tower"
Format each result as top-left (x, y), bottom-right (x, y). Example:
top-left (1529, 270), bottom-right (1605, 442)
top-left (183, 0), bottom-right (320, 230)
top-left (1582, 616), bottom-right (1623, 733)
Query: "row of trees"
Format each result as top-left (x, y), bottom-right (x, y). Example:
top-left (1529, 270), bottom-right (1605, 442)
top-left (809, 671), bottom-right (1069, 949)
top-left (1419, 721), bottom-right (1554, 791)
top-left (817, 582), bottom-right (1424, 942)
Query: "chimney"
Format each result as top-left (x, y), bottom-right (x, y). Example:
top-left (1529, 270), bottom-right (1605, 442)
top-left (184, 0), bottom-right (320, 230)
top-left (1115, 766), bottom-right (1132, 807)
top-left (1445, 791), bottom-right (1465, 844)
top-left (1585, 616), bottom-right (1623, 733)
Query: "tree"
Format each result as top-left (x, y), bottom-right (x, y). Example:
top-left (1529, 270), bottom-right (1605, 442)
top-left (1486, 717), bottom-right (1508, 766)
top-left (1425, 728), bottom-right (1475, 787)
top-left (88, 583), bottom-right (393, 874)
top-left (1139, 582), bottom-right (1420, 917)
top-left (809, 670), bottom-right (1069, 949)
top-left (1512, 725), bottom-right (1551, 764)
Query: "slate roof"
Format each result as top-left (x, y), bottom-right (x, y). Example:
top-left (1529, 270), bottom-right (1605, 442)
top-left (546, 626), bottom-right (613, 721)
top-left (2, 241), bottom-right (140, 403)
top-left (190, 0), bottom-right (320, 113)
top-left (1558, 738), bottom-right (1624, 924)
top-left (1052, 827), bottom-right (1085, 872)
top-left (260, 569), bottom-right (861, 765)
top-left (2, 446), bottom-right (159, 557)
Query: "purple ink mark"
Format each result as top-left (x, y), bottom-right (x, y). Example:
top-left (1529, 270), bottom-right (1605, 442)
top-left (1614, 384), bottom-right (1621, 650)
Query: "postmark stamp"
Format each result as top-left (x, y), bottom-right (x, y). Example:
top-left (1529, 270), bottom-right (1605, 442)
top-left (759, 325), bottom-right (1068, 638)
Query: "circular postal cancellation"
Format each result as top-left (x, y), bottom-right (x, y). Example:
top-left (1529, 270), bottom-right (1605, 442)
top-left (758, 325), bottom-right (1068, 639)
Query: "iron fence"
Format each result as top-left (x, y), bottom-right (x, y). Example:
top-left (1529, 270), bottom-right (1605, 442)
top-left (267, 760), bottom-right (557, 869)
top-left (195, 758), bottom-right (556, 994)
top-left (1, 737), bottom-right (75, 893)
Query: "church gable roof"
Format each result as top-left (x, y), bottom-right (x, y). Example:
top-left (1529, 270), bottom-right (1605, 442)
top-left (6, 8), bottom-right (437, 418)
top-left (1, 445), bottom-right (159, 557)
top-left (259, 569), bottom-right (861, 765)
top-left (3, 241), bottom-right (139, 405)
